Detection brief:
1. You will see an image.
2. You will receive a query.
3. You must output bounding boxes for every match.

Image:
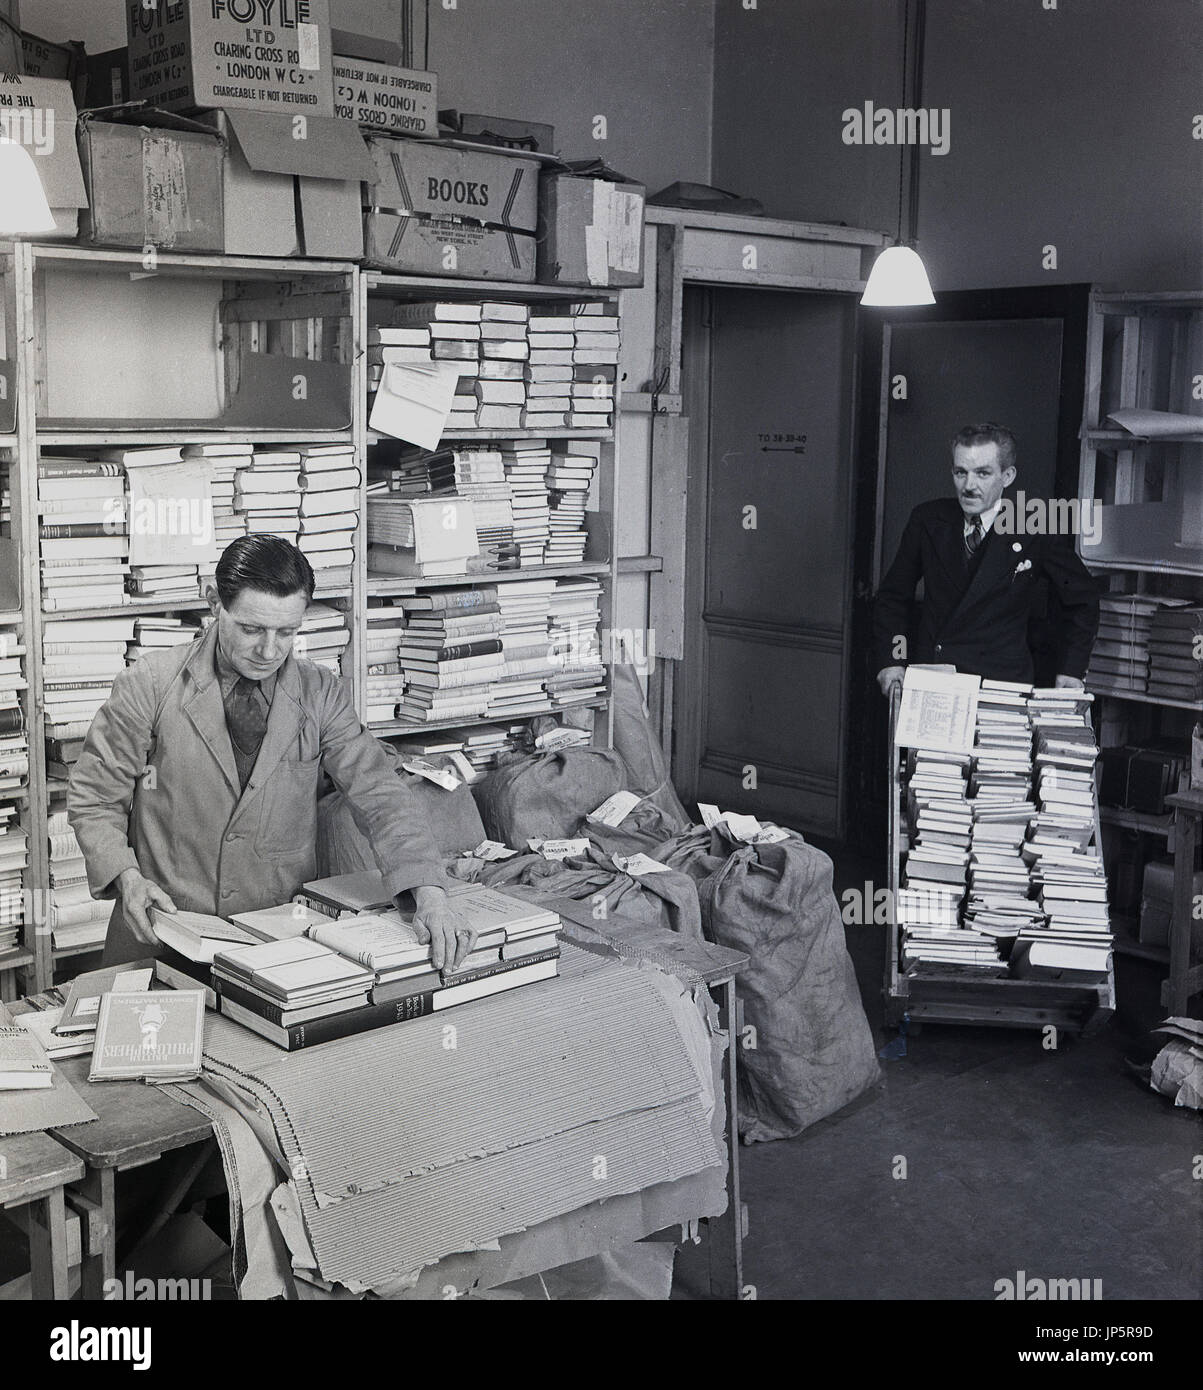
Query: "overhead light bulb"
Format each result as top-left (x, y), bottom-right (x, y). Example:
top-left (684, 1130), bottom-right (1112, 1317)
top-left (860, 245), bottom-right (935, 307)
top-left (0, 139), bottom-right (56, 236)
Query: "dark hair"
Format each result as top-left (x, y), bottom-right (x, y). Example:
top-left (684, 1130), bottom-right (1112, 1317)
top-left (951, 423), bottom-right (1017, 472)
top-left (215, 535), bottom-right (314, 609)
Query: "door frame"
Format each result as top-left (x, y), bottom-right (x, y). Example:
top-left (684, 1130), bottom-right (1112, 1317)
top-left (673, 284), bottom-right (865, 838)
top-left (846, 283), bottom-right (1092, 832)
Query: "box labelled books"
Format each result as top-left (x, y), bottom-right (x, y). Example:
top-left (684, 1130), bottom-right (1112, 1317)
top-left (537, 169), bottom-right (645, 288)
top-left (197, 108), bottom-right (373, 257)
top-left (333, 54), bottom-right (435, 135)
top-left (126, 0), bottom-right (335, 118)
top-left (0, 74), bottom-right (88, 238)
top-left (77, 109), bottom-right (226, 253)
top-left (363, 136), bottom-right (539, 280)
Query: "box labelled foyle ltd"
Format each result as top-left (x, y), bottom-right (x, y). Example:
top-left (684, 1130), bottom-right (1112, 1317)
top-left (127, 0), bottom-right (334, 118)
top-left (363, 137), bottom-right (538, 280)
top-left (0, 74), bottom-right (88, 238)
top-left (77, 109), bottom-right (225, 253)
top-left (332, 54), bottom-right (436, 135)
top-left (537, 170), bottom-right (645, 288)
top-left (197, 108), bottom-right (373, 257)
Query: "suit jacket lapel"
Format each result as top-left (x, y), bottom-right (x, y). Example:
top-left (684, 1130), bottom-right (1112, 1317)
top-left (951, 522), bottom-right (1018, 619)
top-left (246, 654), bottom-right (306, 790)
top-left (181, 625), bottom-right (240, 797)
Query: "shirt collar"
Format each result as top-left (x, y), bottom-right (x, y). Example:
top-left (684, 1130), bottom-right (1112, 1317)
top-left (214, 636), bottom-right (278, 704)
top-left (965, 502), bottom-right (1001, 535)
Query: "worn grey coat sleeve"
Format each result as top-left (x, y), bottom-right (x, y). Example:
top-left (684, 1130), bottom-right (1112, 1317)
top-left (316, 674), bottom-right (450, 897)
top-left (67, 659), bottom-right (158, 899)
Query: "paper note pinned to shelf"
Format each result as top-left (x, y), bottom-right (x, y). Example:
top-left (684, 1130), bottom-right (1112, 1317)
top-left (369, 361), bottom-right (467, 450)
top-left (126, 460), bottom-right (216, 567)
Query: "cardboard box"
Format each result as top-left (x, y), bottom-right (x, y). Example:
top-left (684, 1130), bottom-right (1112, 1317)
top-left (1139, 858), bottom-right (1203, 951)
top-left (537, 171), bottom-right (645, 288)
top-left (84, 47), bottom-right (130, 109)
top-left (448, 111), bottom-right (555, 154)
top-left (0, 0), bottom-right (21, 74)
top-left (77, 110), bottom-right (225, 252)
top-left (363, 137), bottom-right (538, 280)
top-left (20, 30), bottom-right (85, 94)
top-left (198, 108), bottom-right (372, 257)
top-left (0, 74), bottom-right (88, 237)
top-left (329, 0), bottom-right (405, 62)
top-left (127, 0), bottom-right (334, 118)
top-left (333, 55), bottom-right (435, 135)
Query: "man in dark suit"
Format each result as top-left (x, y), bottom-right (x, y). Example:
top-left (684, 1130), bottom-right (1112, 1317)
top-left (873, 423), bottom-right (1100, 694)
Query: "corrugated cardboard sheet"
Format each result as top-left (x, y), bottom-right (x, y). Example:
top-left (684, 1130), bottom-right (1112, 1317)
top-left (199, 943), bottom-right (723, 1290)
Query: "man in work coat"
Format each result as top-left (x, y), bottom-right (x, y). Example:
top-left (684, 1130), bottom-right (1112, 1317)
top-left (69, 535), bottom-right (469, 970)
top-left (873, 423), bottom-right (1100, 691)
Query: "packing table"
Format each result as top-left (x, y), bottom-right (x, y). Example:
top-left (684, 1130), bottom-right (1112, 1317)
top-left (0, 1129), bottom-right (85, 1298)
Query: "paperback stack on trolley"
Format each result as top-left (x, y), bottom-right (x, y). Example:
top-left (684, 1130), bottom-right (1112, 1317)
top-left (211, 879), bottom-right (561, 1050)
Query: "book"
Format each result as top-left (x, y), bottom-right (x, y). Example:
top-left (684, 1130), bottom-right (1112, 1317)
top-left (298, 870), bottom-right (395, 915)
top-left (88, 989), bottom-right (206, 1082)
top-left (150, 908), bottom-right (260, 963)
top-left (55, 963), bottom-right (154, 1036)
top-left (0, 1025), bottom-right (54, 1089)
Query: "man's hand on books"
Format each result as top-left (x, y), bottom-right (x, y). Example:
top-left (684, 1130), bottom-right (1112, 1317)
top-left (117, 868), bottom-right (178, 945)
top-left (411, 884), bottom-right (475, 972)
top-left (1053, 675), bottom-right (1085, 690)
top-left (877, 665), bottom-right (905, 696)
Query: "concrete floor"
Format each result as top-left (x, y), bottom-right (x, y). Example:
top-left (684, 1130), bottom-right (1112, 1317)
top-left (674, 837), bottom-right (1203, 1301)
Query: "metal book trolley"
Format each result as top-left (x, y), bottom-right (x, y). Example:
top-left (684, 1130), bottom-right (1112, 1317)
top-left (883, 684), bottom-right (1115, 1034)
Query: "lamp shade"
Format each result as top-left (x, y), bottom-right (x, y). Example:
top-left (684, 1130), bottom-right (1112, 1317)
top-left (0, 139), bottom-right (56, 236)
top-left (860, 245), bottom-right (935, 307)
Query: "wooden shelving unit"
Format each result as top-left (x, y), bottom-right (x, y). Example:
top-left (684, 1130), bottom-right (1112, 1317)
top-left (1078, 289), bottom-right (1203, 1001)
top-left (0, 247), bottom-right (623, 997)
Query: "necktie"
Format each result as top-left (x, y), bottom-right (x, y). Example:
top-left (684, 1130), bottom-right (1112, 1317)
top-left (226, 676), bottom-right (268, 763)
top-left (964, 519), bottom-right (984, 564)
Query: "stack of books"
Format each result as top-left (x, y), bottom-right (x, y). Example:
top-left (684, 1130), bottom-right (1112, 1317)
top-left (296, 602), bottom-right (351, 677)
top-left (1146, 605), bottom-right (1203, 705)
top-left (0, 1025), bottom-right (53, 1090)
top-left (500, 442), bottom-right (552, 565)
top-left (126, 615), bottom-right (201, 665)
top-left (366, 494), bottom-right (482, 578)
top-left (545, 443), bottom-right (599, 564)
top-left (212, 935), bottom-right (376, 1040)
top-left (111, 446), bottom-right (207, 603)
top-left (297, 445), bottom-right (359, 589)
top-left (1086, 595), bottom-right (1163, 696)
top-left (389, 723), bottom-right (532, 780)
top-left (363, 603), bottom-right (409, 722)
top-left (42, 616), bottom-right (135, 769)
top-left (546, 578), bottom-right (606, 706)
top-left (366, 299), bottom-right (617, 433)
top-left (0, 615), bottom-right (26, 955)
top-left (186, 444), bottom-right (252, 583)
top-left (488, 579), bottom-right (561, 718)
top-left (38, 456), bottom-right (128, 611)
top-left (46, 808), bottom-right (110, 953)
top-left (233, 450), bottom-right (303, 545)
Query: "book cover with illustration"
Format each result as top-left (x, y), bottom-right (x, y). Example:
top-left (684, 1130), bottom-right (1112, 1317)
top-left (88, 989), bottom-right (205, 1083)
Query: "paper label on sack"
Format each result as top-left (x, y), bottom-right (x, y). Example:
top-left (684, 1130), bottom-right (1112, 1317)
top-left (142, 135), bottom-right (189, 249)
top-left (126, 461), bottom-right (216, 567)
top-left (528, 837), bottom-right (589, 860)
top-left (535, 728), bottom-right (591, 751)
top-left (587, 789), bottom-right (642, 827)
top-left (749, 825), bottom-right (790, 845)
top-left (401, 758), bottom-right (460, 790)
top-left (465, 840), bottom-right (518, 862)
top-left (613, 852), bottom-right (671, 877)
top-left (723, 813), bottom-right (763, 843)
top-left (698, 803), bottom-right (723, 829)
top-left (297, 22), bottom-right (321, 71)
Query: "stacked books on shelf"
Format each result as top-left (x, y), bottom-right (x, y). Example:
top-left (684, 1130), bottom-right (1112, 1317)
top-left (296, 445), bottom-right (359, 590)
top-left (366, 493), bottom-right (486, 579)
top-left (296, 602), bottom-right (351, 677)
top-left (367, 299), bottom-right (617, 432)
top-left (388, 723), bottom-right (533, 780)
top-left (364, 604), bottom-right (409, 722)
top-left (545, 443), bottom-right (600, 564)
top-left (545, 577), bottom-right (605, 706)
top-left (46, 808), bottom-right (109, 954)
top-left (125, 615), bottom-right (202, 666)
top-left (1015, 694), bottom-right (1111, 977)
top-left (501, 441), bottom-right (552, 566)
top-left (108, 446), bottom-right (211, 603)
top-left (210, 883), bottom-right (561, 1050)
top-left (38, 456), bottom-right (128, 612)
top-left (184, 444), bottom-right (251, 585)
top-left (1083, 595), bottom-right (1193, 697)
top-left (1145, 605), bottom-right (1203, 705)
top-left (42, 616), bottom-right (136, 781)
top-left (0, 615), bottom-right (27, 956)
top-left (232, 448), bottom-right (303, 546)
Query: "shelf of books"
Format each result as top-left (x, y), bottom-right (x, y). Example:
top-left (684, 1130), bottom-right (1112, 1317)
top-left (1076, 290), bottom-right (1203, 947)
top-left (885, 678), bottom-right (1116, 1033)
top-left (0, 243), bottom-right (364, 995)
top-left (355, 270), bottom-right (622, 773)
